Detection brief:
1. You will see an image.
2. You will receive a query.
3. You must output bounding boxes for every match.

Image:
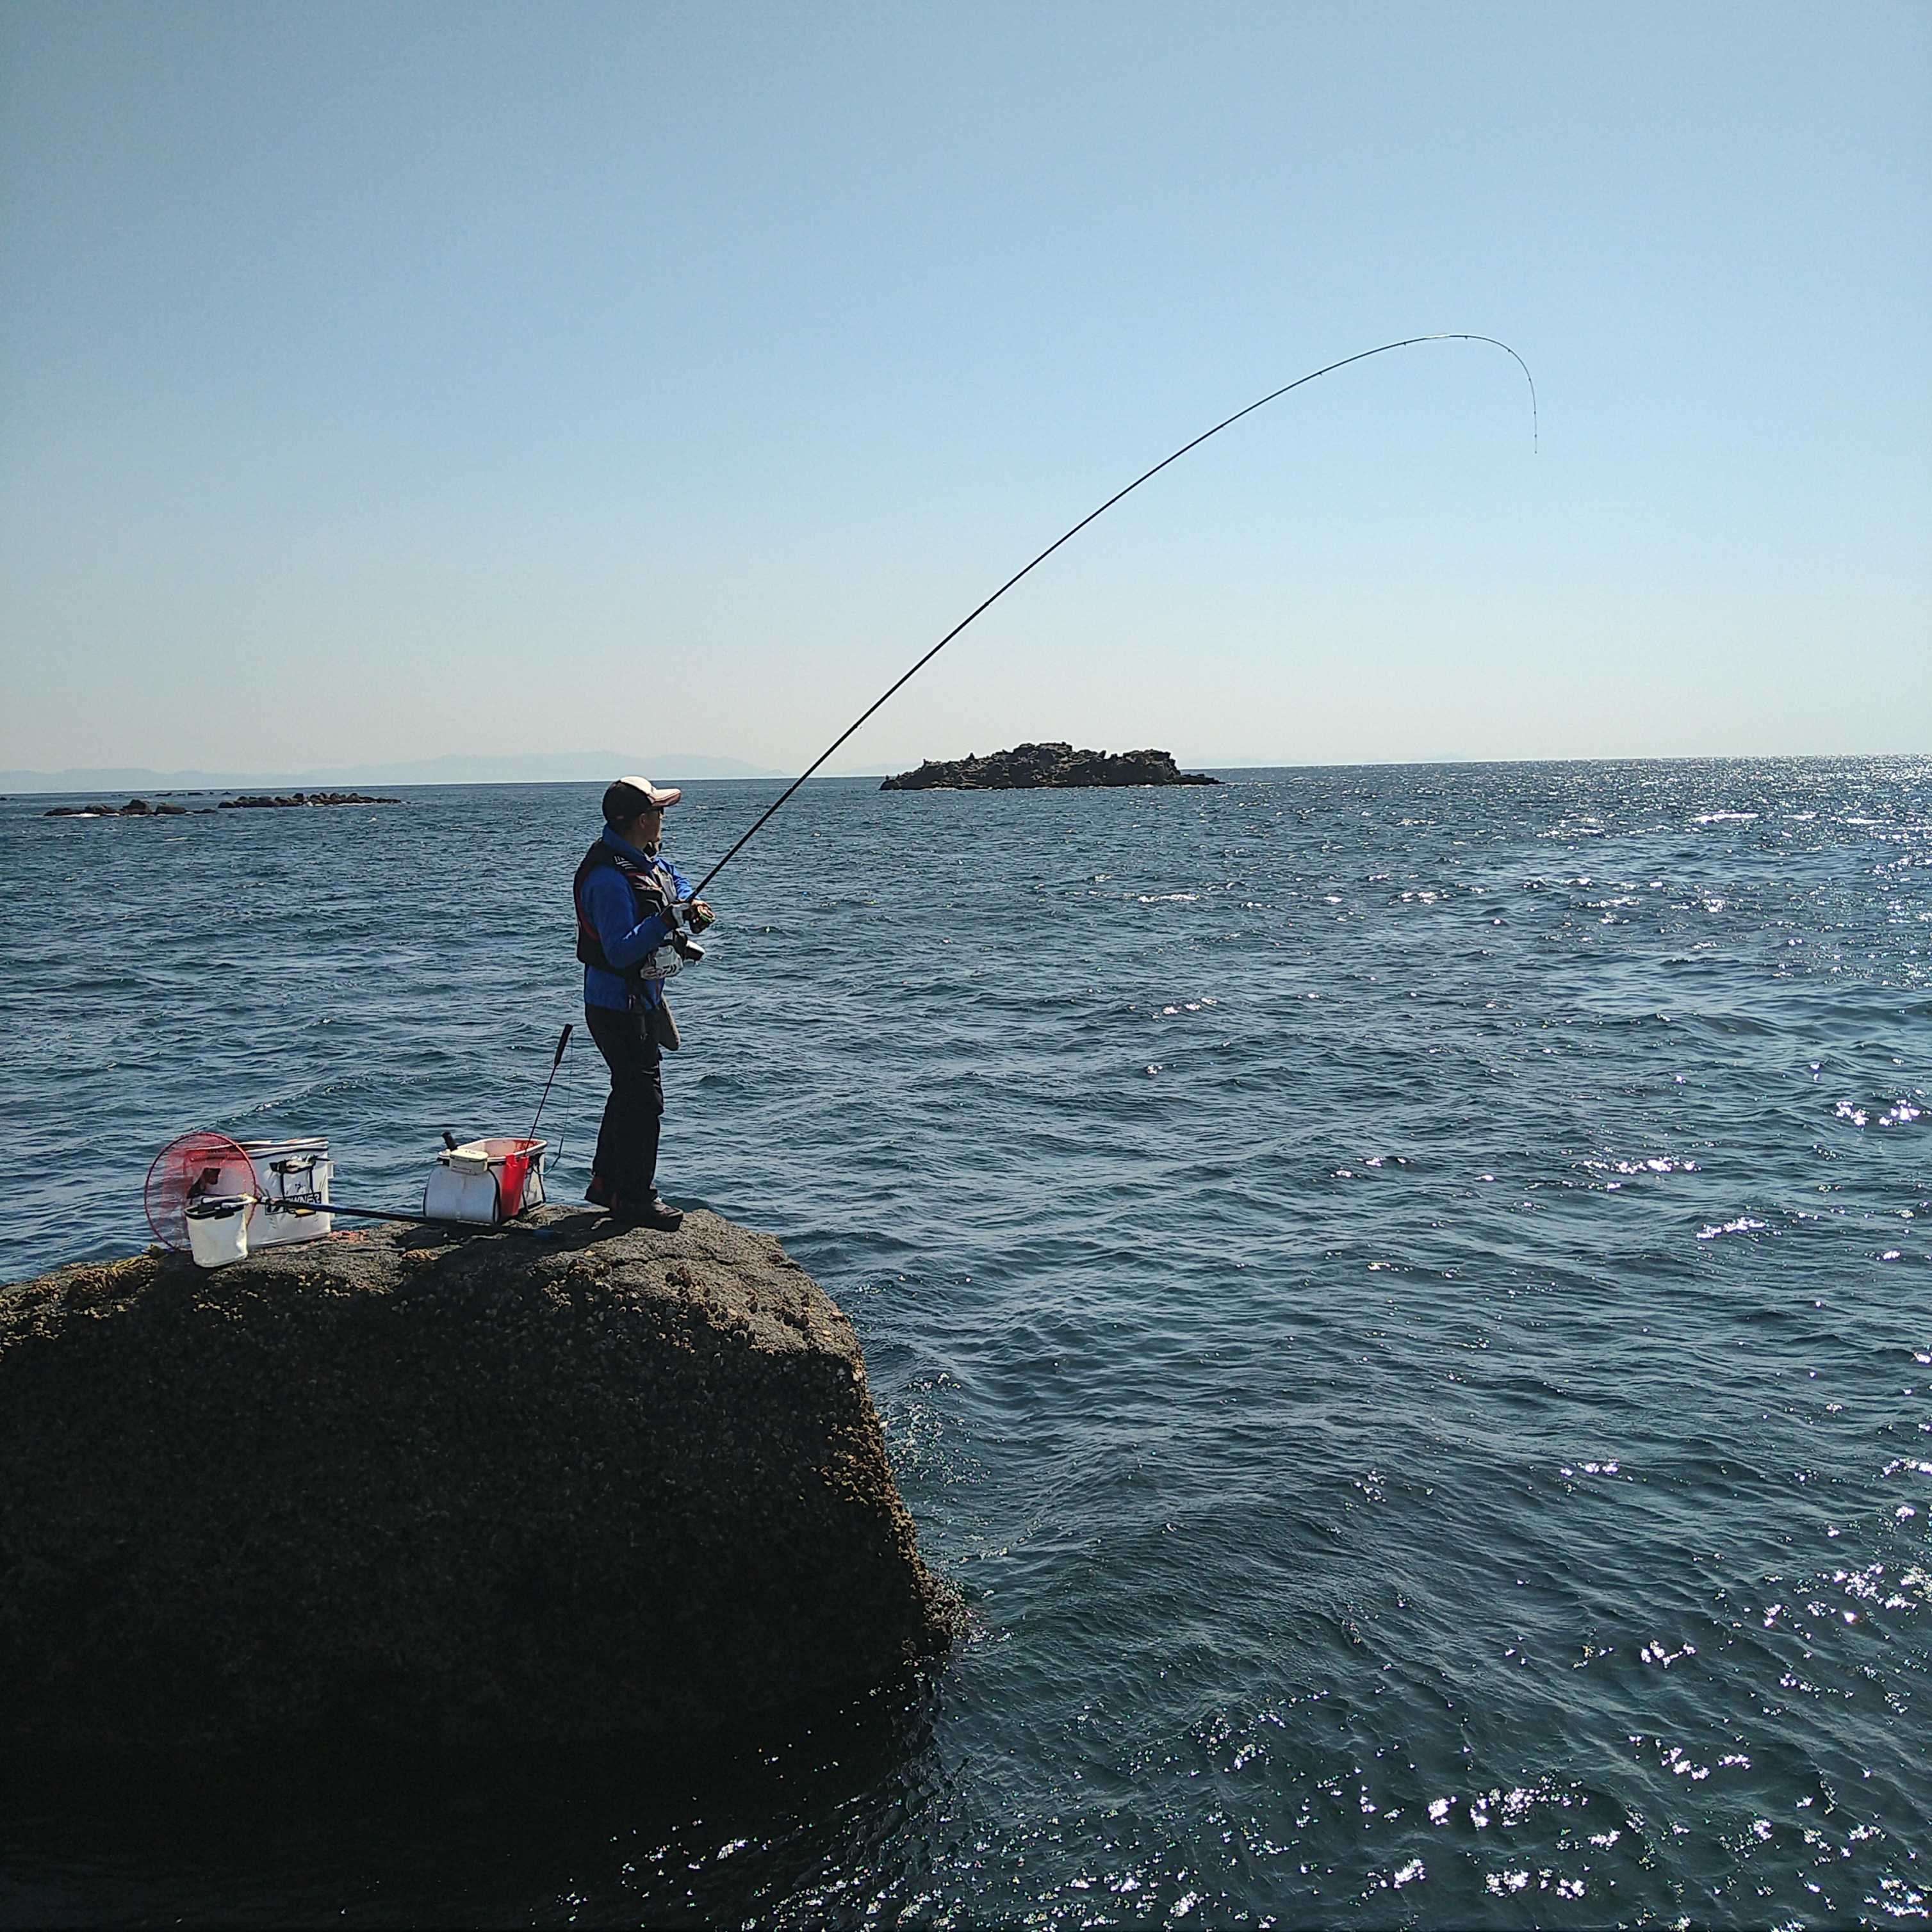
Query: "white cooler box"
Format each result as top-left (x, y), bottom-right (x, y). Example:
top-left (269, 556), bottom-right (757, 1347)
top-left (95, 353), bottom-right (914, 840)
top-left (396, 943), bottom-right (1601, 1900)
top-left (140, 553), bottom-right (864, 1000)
top-left (240, 1136), bottom-right (334, 1247)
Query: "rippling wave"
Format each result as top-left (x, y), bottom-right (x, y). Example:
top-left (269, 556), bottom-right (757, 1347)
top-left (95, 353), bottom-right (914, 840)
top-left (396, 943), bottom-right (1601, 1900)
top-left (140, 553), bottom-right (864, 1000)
top-left (1, 756), bottom-right (1928, 1926)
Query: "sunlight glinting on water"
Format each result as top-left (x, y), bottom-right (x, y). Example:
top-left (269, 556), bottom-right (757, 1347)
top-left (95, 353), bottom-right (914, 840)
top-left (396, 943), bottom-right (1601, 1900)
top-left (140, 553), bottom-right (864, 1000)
top-left (0, 754), bottom-right (1927, 1926)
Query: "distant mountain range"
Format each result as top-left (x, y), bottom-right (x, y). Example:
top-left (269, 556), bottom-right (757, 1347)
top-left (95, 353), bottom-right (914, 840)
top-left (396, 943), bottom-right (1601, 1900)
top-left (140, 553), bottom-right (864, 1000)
top-left (0, 751), bottom-right (785, 795)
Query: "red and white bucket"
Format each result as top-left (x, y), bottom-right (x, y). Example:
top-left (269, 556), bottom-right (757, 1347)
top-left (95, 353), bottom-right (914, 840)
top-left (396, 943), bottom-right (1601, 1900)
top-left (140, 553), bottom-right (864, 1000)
top-left (423, 1137), bottom-right (548, 1225)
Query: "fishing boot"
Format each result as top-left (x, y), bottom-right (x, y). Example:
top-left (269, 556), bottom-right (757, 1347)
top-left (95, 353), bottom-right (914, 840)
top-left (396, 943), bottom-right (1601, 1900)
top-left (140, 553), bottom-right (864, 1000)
top-left (613, 1190), bottom-right (683, 1232)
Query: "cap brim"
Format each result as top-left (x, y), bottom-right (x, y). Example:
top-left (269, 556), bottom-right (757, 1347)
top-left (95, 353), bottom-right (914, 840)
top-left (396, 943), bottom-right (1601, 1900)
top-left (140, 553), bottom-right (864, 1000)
top-left (616, 776), bottom-right (682, 808)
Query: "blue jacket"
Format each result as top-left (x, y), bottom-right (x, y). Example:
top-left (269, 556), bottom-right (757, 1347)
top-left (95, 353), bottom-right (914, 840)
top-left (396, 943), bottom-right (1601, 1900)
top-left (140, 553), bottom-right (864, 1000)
top-left (580, 827), bottom-right (693, 1013)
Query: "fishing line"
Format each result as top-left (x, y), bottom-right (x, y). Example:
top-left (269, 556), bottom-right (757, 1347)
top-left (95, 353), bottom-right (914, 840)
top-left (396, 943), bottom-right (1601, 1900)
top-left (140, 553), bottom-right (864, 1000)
top-left (687, 332), bottom-right (1535, 902)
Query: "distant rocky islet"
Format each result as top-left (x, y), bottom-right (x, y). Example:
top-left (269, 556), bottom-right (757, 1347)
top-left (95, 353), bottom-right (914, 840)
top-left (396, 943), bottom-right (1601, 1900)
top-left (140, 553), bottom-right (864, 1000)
top-left (35, 749), bottom-right (1219, 812)
top-left (43, 791), bottom-right (401, 817)
top-left (880, 742), bottom-right (1218, 790)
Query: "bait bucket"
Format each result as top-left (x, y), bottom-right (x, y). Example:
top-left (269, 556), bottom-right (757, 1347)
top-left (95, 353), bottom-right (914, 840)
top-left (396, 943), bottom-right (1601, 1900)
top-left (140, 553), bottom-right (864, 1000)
top-left (185, 1196), bottom-right (252, 1268)
top-left (423, 1137), bottom-right (548, 1225)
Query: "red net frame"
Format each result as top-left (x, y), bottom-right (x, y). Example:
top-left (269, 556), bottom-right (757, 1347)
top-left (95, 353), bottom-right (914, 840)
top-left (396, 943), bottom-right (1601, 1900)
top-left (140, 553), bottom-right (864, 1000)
top-left (144, 1130), bottom-right (257, 1252)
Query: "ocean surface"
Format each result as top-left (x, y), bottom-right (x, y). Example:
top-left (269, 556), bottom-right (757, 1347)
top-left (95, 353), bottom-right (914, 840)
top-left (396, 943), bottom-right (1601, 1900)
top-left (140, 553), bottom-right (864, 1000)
top-left (1, 757), bottom-right (1928, 1929)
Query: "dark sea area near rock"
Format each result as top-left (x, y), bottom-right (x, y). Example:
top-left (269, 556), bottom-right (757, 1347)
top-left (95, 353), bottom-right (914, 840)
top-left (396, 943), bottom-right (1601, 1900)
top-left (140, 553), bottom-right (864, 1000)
top-left (1, 758), bottom-right (1927, 1926)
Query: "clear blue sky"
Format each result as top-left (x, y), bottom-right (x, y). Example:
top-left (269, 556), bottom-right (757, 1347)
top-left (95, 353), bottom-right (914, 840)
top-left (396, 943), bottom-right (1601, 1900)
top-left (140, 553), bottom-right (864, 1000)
top-left (3, 0), bottom-right (1926, 776)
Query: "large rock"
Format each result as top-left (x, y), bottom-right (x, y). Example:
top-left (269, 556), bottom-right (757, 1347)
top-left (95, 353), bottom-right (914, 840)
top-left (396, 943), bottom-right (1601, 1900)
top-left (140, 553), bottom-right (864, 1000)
top-left (0, 1210), bottom-right (956, 1758)
top-left (881, 741), bottom-right (1220, 789)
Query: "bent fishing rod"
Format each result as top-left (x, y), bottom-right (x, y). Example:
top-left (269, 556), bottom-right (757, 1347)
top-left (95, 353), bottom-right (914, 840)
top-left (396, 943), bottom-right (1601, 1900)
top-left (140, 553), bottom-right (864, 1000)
top-left (687, 332), bottom-right (1536, 904)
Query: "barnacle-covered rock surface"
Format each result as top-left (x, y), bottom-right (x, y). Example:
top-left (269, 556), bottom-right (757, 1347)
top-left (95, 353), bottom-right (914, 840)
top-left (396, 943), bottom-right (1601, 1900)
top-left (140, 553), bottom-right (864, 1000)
top-left (0, 1211), bottom-right (955, 1757)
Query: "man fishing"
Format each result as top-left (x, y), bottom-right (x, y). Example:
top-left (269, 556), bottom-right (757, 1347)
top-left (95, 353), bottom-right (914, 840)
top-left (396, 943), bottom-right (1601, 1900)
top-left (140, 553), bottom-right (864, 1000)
top-left (560, 340), bottom-right (1531, 1231)
top-left (573, 776), bottom-right (715, 1231)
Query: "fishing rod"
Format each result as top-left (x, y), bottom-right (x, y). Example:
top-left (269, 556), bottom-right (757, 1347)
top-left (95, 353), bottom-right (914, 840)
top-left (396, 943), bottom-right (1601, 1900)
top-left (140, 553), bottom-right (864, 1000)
top-left (168, 1160), bottom-right (441, 1228)
top-left (268, 1198), bottom-right (441, 1228)
top-left (687, 332), bottom-right (1536, 903)
top-left (263, 1198), bottom-right (555, 1237)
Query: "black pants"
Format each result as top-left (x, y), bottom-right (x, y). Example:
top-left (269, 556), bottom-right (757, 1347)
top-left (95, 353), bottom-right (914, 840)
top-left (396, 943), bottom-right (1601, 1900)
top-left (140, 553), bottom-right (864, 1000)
top-left (585, 1003), bottom-right (664, 1203)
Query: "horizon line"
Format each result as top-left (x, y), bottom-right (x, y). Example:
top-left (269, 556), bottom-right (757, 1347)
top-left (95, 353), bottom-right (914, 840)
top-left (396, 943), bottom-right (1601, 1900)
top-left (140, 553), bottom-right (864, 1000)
top-left (4, 746), bottom-right (1926, 798)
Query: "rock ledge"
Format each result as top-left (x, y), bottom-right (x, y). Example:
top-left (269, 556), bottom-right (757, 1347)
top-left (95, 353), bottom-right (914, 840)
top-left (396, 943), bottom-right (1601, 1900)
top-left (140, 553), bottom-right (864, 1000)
top-left (0, 1209), bottom-right (955, 1757)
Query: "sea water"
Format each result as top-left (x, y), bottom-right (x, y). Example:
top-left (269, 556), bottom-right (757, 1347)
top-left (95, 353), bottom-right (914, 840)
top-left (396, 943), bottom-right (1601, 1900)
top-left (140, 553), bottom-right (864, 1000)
top-left (0, 758), bottom-right (1927, 1927)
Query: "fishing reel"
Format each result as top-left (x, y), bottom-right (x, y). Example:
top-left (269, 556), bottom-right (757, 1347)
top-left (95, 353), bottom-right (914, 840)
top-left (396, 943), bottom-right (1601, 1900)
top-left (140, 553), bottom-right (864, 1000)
top-left (668, 900), bottom-right (708, 963)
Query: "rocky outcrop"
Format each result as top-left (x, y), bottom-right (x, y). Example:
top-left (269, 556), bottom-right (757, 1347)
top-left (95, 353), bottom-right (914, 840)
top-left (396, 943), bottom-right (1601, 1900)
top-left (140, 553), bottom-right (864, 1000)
top-left (40, 792), bottom-right (398, 817)
top-left (219, 791), bottom-right (400, 808)
top-left (881, 742), bottom-right (1219, 790)
top-left (0, 1210), bottom-right (956, 1758)
top-left (42, 799), bottom-right (188, 817)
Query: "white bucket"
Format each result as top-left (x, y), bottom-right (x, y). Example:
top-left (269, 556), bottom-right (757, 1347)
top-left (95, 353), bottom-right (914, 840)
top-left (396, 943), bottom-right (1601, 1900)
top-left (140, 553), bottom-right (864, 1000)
top-left (186, 1196), bottom-right (253, 1268)
top-left (238, 1136), bottom-right (333, 1247)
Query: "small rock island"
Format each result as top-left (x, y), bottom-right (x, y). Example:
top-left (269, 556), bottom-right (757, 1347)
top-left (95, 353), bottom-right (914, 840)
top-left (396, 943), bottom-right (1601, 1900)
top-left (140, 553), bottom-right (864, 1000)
top-left (43, 798), bottom-right (193, 817)
top-left (42, 792), bottom-right (400, 817)
top-left (0, 1209), bottom-right (956, 1758)
top-left (219, 790), bottom-right (400, 809)
top-left (881, 742), bottom-right (1219, 790)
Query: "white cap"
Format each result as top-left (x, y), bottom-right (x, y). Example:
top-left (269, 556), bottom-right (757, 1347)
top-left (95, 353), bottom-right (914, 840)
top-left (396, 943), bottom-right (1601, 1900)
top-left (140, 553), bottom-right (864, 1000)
top-left (604, 775), bottom-right (683, 819)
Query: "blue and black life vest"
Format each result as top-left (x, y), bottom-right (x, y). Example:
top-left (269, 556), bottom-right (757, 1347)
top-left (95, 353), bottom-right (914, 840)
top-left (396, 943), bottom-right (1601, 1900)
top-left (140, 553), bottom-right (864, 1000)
top-left (572, 839), bottom-right (674, 976)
